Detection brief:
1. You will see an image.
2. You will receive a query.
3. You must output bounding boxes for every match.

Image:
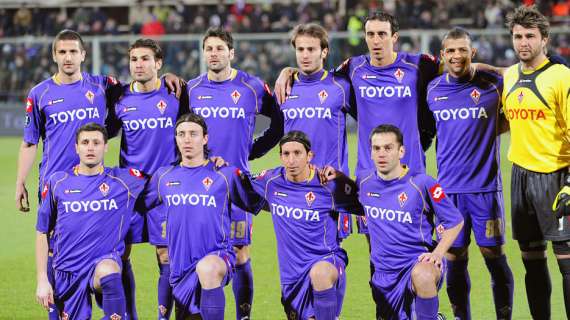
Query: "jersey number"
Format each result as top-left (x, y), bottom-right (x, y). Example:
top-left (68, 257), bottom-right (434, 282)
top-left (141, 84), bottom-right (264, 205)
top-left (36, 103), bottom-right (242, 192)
top-left (485, 218), bottom-right (503, 238)
top-left (161, 221), bottom-right (167, 239)
top-left (231, 221), bottom-right (246, 239)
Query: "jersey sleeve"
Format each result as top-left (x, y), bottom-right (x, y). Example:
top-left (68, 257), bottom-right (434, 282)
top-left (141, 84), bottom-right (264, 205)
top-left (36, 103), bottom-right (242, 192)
top-left (36, 173), bottom-right (61, 233)
top-left (417, 54), bottom-right (440, 151)
top-left (23, 89), bottom-right (43, 145)
top-left (137, 167), bottom-right (165, 212)
top-left (226, 167), bottom-right (267, 215)
top-left (177, 83), bottom-right (191, 117)
top-left (421, 175), bottom-right (463, 233)
top-left (555, 67), bottom-right (570, 137)
top-left (333, 58), bottom-right (352, 78)
top-left (249, 78), bottom-right (284, 160)
top-left (329, 174), bottom-right (364, 216)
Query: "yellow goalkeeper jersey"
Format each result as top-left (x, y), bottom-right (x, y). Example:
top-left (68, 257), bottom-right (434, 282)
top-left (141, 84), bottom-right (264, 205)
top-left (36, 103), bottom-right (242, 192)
top-left (502, 58), bottom-right (570, 173)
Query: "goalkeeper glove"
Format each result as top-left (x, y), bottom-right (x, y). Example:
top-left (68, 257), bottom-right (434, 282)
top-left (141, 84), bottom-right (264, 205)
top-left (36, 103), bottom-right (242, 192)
top-left (553, 174), bottom-right (570, 218)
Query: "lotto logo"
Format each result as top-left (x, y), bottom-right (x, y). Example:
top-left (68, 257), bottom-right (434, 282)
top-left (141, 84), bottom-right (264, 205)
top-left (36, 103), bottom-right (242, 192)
top-left (41, 183), bottom-right (49, 199)
top-left (25, 98), bottom-right (33, 113)
top-left (129, 168), bottom-right (144, 178)
top-left (429, 184), bottom-right (445, 203)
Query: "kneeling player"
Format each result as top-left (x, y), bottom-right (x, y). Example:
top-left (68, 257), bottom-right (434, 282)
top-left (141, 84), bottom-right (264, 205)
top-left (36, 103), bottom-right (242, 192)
top-left (139, 113), bottom-right (264, 319)
top-left (35, 123), bottom-right (146, 319)
top-left (356, 125), bottom-right (463, 319)
top-left (249, 131), bottom-right (364, 320)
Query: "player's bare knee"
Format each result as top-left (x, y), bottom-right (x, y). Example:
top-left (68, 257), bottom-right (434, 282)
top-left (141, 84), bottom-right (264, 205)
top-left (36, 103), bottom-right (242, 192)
top-left (93, 259), bottom-right (121, 289)
top-left (479, 245), bottom-right (504, 259)
top-left (156, 246), bottom-right (169, 264)
top-left (234, 245), bottom-right (250, 265)
top-left (309, 261), bottom-right (338, 291)
top-left (446, 246), bottom-right (468, 261)
top-left (196, 255), bottom-right (227, 289)
top-left (411, 263), bottom-right (439, 297)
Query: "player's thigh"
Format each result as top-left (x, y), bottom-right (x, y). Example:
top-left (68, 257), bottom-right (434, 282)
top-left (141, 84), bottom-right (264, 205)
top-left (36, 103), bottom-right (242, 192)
top-left (463, 191), bottom-right (507, 247)
top-left (447, 193), bottom-right (472, 248)
top-left (55, 271), bottom-right (93, 319)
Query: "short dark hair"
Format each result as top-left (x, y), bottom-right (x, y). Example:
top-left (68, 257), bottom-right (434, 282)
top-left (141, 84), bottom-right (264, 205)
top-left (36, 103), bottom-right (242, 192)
top-left (75, 122), bottom-right (108, 144)
top-left (441, 27), bottom-right (473, 48)
top-left (175, 113), bottom-right (210, 158)
top-left (129, 38), bottom-right (164, 61)
top-left (506, 5), bottom-right (550, 39)
top-left (279, 130), bottom-right (311, 153)
top-left (369, 124), bottom-right (404, 146)
top-left (364, 11), bottom-right (399, 35)
top-left (202, 27), bottom-right (234, 50)
top-left (52, 29), bottom-right (85, 53)
top-left (291, 23), bottom-right (329, 50)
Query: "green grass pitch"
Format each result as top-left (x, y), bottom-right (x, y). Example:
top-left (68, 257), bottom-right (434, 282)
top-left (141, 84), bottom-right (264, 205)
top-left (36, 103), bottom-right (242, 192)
top-left (0, 134), bottom-right (564, 319)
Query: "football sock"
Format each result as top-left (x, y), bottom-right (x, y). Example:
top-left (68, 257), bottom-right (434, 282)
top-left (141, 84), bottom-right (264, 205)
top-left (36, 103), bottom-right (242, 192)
top-left (557, 258), bottom-right (570, 319)
top-left (446, 259), bottom-right (470, 319)
top-left (415, 296), bottom-right (439, 320)
top-left (313, 287), bottom-right (337, 320)
top-left (484, 255), bottom-right (514, 319)
top-left (232, 259), bottom-right (253, 320)
top-left (101, 273), bottom-right (126, 319)
top-left (122, 259), bottom-right (138, 320)
top-left (522, 258), bottom-right (551, 320)
top-left (157, 263), bottom-right (173, 320)
top-left (201, 287), bottom-right (225, 320)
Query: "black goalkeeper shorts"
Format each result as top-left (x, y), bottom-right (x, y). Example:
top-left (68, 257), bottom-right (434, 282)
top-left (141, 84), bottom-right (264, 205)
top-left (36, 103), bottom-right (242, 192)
top-left (511, 164), bottom-right (570, 242)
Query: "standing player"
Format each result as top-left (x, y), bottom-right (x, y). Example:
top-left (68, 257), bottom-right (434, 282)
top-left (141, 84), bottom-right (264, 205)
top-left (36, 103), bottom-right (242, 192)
top-left (187, 27), bottom-right (284, 319)
top-left (108, 38), bottom-right (188, 320)
top-left (427, 27), bottom-right (514, 320)
top-left (139, 113), bottom-right (265, 319)
top-left (249, 131), bottom-right (364, 319)
top-left (17, 29), bottom-right (120, 320)
top-left (503, 6), bottom-right (570, 319)
top-left (35, 123), bottom-right (146, 319)
top-left (352, 124), bottom-right (463, 319)
top-left (279, 23), bottom-right (356, 239)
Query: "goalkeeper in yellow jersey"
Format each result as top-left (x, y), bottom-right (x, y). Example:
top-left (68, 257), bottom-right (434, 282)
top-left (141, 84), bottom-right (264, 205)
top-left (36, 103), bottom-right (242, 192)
top-left (502, 5), bottom-right (570, 319)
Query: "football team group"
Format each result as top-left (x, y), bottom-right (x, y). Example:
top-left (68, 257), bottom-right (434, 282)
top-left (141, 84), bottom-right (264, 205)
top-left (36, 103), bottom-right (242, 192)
top-left (14, 3), bottom-right (570, 320)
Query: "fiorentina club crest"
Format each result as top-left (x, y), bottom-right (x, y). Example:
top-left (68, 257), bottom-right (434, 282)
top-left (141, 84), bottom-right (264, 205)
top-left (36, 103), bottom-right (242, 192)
top-left (394, 68), bottom-right (405, 83)
top-left (109, 313), bottom-right (122, 320)
top-left (99, 182), bottom-right (110, 197)
top-left (85, 90), bottom-right (95, 104)
top-left (202, 177), bottom-right (213, 191)
top-left (156, 100), bottom-right (167, 114)
top-left (305, 191), bottom-right (316, 207)
top-left (517, 91), bottom-right (524, 103)
top-left (61, 312), bottom-right (69, 320)
top-left (398, 192), bottom-right (408, 208)
top-left (231, 90), bottom-right (241, 104)
top-left (470, 88), bottom-right (480, 104)
top-left (436, 224), bottom-right (446, 234)
top-left (318, 89), bottom-right (328, 104)
top-left (159, 305), bottom-right (168, 316)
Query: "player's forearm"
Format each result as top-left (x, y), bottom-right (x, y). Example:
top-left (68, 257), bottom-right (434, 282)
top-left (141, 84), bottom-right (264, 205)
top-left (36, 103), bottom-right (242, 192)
top-left (35, 232), bottom-right (49, 282)
top-left (249, 109), bottom-right (284, 160)
top-left (433, 221), bottom-right (464, 257)
top-left (16, 142), bottom-right (37, 184)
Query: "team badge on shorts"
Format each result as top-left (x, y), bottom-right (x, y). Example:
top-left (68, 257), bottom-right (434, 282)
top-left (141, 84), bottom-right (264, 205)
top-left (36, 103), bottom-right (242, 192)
top-left (470, 89), bottom-right (480, 104)
top-left (99, 182), bottom-right (110, 197)
top-left (231, 90), bottom-right (241, 104)
top-left (398, 191), bottom-right (408, 208)
top-left (202, 177), bottom-right (213, 191)
top-left (394, 68), bottom-right (405, 83)
top-left (110, 313), bottom-right (122, 320)
top-left (318, 89), bottom-right (328, 104)
top-left (156, 100), bottom-right (167, 114)
top-left (305, 191), bottom-right (316, 207)
top-left (85, 90), bottom-right (95, 104)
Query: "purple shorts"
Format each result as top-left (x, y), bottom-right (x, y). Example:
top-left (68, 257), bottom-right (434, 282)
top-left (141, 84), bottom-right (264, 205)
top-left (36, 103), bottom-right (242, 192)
top-left (446, 192), bottom-right (506, 247)
top-left (229, 205), bottom-right (253, 246)
top-left (280, 254), bottom-right (347, 320)
top-left (172, 250), bottom-right (235, 318)
top-left (54, 253), bottom-right (123, 320)
top-left (371, 259), bottom-right (446, 320)
top-left (147, 205), bottom-right (168, 246)
top-left (125, 210), bottom-right (147, 244)
top-left (356, 215), bottom-right (369, 234)
top-left (337, 213), bottom-right (353, 240)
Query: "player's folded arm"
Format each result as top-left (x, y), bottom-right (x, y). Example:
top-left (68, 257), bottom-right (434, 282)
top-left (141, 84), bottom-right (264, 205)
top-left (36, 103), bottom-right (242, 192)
top-left (229, 168), bottom-right (267, 215)
top-left (249, 92), bottom-right (284, 160)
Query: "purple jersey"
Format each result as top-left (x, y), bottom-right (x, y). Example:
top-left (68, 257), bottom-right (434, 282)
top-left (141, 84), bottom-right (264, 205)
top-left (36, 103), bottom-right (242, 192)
top-left (358, 169), bottom-right (462, 273)
top-left (187, 69), bottom-right (282, 171)
top-left (24, 73), bottom-right (117, 186)
top-left (427, 71), bottom-right (503, 193)
top-left (36, 166), bottom-right (146, 273)
top-left (140, 162), bottom-right (264, 286)
top-left (338, 53), bottom-right (439, 177)
top-left (111, 78), bottom-right (188, 174)
top-left (251, 167), bottom-right (363, 284)
top-left (280, 69), bottom-right (352, 174)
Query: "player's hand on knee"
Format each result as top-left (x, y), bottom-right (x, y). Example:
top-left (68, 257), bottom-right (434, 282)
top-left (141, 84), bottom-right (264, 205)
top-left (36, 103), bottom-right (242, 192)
top-left (274, 67), bottom-right (295, 105)
top-left (15, 182), bottom-right (29, 213)
top-left (553, 175), bottom-right (570, 218)
top-left (36, 279), bottom-right (54, 311)
top-left (209, 156), bottom-right (228, 168)
top-left (418, 252), bottom-right (444, 270)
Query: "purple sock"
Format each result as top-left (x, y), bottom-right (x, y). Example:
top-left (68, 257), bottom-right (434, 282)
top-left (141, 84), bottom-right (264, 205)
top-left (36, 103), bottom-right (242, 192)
top-left (122, 259), bottom-right (138, 320)
top-left (313, 287), bottom-right (337, 320)
top-left (200, 287), bottom-right (225, 320)
top-left (415, 296), bottom-right (439, 320)
top-left (157, 263), bottom-right (173, 320)
top-left (47, 255), bottom-right (59, 320)
top-left (484, 255), bottom-right (514, 320)
top-left (100, 273), bottom-right (127, 319)
top-left (446, 259), bottom-right (470, 319)
top-left (232, 260), bottom-right (253, 319)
